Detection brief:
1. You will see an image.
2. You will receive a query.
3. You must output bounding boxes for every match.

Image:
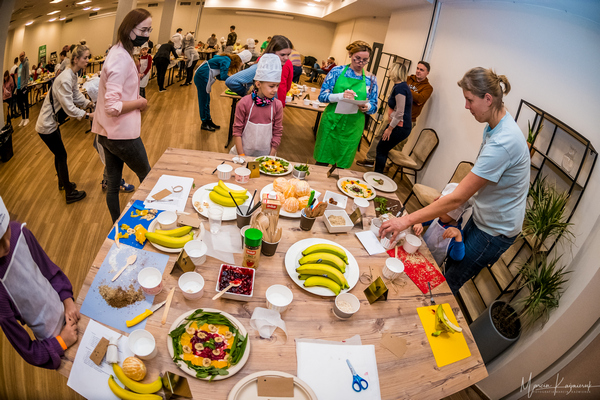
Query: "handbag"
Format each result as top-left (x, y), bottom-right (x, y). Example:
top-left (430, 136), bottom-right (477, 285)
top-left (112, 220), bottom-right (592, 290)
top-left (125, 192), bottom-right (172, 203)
top-left (49, 86), bottom-right (69, 126)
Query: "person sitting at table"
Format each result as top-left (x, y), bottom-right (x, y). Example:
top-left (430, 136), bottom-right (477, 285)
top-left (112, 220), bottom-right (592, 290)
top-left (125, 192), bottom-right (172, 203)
top-left (138, 42), bottom-right (152, 97)
top-left (194, 50), bottom-right (251, 132)
top-left (314, 41), bottom-right (378, 168)
top-left (307, 57), bottom-right (336, 83)
top-left (153, 40), bottom-right (178, 92)
top-left (181, 32), bottom-right (199, 87)
top-left (412, 183), bottom-right (468, 267)
top-left (231, 54), bottom-right (283, 157)
top-left (374, 62), bottom-right (412, 174)
top-left (0, 196), bottom-right (80, 370)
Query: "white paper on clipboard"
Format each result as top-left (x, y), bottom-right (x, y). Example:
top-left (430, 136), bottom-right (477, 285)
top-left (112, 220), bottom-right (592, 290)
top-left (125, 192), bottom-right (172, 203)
top-left (335, 98), bottom-right (369, 114)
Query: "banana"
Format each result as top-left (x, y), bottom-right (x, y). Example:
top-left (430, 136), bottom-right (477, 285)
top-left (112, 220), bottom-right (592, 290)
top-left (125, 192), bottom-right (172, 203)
top-left (298, 252), bottom-right (346, 273)
top-left (432, 304), bottom-right (462, 336)
top-left (112, 364), bottom-right (162, 394)
top-left (304, 276), bottom-right (341, 295)
top-left (302, 243), bottom-right (348, 264)
top-left (108, 375), bottom-right (162, 400)
top-left (145, 231), bottom-right (194, 248)
top-left (296, 264), bottom-right (349, 288)
top-left (218, 180), bottom-right (247, 196)
top-left (154, 226), bottom-right (193, 237)
top-left (298, 274), bottom-right (312, 281)
top-left (209, 190), bottom-right (248, 207)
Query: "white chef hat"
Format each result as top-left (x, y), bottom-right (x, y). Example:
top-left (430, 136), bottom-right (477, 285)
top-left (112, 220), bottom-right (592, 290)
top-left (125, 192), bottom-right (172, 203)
top-left (246, 38), bottom-right (255, 47)
top-left (141, 42), bottom-right (149, 49)
top-left (440, 183), bottom-right (468, 221)
top-left (237, 50), bottom-right (252, 64)
top-left (254, 54), bottom-right (281, 83)
top-left (0, 196), bottom-right (9, 238)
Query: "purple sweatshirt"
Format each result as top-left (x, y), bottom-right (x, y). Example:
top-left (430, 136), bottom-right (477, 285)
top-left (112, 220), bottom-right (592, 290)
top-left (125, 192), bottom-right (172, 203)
top-left (0, 222), bottom-right (74, 369)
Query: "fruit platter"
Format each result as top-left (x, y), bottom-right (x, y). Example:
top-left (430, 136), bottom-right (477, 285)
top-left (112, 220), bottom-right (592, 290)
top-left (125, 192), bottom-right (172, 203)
top-left (254, 156), bottom-right (293, 176)
top-left (260, 177), bottom-right (320, 218)
top-left (192, 181), bottom-right (251, 221)
top-left (337, 177), bottom-right (376, 200)
top-left (167, 308), bottom-right (250, 381)
top-left (284, 238), bottom-right (360, 296)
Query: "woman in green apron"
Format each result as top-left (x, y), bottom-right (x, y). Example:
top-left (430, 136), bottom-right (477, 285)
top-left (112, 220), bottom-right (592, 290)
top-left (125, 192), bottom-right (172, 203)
top-left (314, 41), bottom-right (378, 168)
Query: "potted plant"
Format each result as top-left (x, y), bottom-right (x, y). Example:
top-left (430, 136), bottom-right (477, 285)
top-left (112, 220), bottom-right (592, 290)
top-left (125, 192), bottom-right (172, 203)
top-left (470, 177), bottom-right (572, 364)
top-left (292, 162), bottom-right (310, 179)
top-left (527, 120), bottom-right (542, 158)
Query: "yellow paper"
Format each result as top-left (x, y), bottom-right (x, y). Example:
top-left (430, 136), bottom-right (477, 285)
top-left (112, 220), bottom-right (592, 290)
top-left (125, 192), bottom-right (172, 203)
top-left (417, 304), bottom-right (471, 368)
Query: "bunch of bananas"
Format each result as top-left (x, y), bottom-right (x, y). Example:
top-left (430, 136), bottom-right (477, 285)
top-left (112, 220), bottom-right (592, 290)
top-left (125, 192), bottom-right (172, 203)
top-left (296, 243), bottom-right (349, 295)
top-left (145, 225), bottom-right (194, 248)
top-left (108, 364), bottom-right (162, 400)
top-left (431, 304), bottom-right (463, 336)
top-left (209, 180), bottom-right (249, 207)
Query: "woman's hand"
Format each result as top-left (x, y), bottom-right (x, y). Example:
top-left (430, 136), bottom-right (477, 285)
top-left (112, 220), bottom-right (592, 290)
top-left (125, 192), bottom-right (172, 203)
top-left (382, 126), bottom-right (393, 141)
top-left (413, 223), bottom-right (424, 236)
top-left (343, 90), bottom-right (356, 100)
top-left (88, 112), bottom-right (95, 121)
top-left (138, 97), bottom-right (148, 112)
top-left (358, 103), bottom-right (370, 112)
top-left (380, 215), bottom-right (411, 242)
top-left (138, 73), bottom-right (144, 79)
top-left (64, 298), bottom-right (80, 322)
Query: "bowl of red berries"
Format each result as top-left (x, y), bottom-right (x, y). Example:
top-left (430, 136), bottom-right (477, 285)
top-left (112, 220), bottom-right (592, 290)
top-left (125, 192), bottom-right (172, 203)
top-left (216, 264), bottom-right (255, 301)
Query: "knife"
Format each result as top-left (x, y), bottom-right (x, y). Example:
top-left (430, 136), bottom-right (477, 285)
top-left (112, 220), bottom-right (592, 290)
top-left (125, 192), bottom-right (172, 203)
top-left (396, 204), bottom-right (406, 217)
top-left (126, 300), bottom-right (167, 328)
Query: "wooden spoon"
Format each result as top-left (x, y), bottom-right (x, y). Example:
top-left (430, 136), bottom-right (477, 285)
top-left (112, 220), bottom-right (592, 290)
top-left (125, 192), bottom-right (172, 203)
top-left (112, 254), bottom-right (137, 282)
top-left (212, 279), bottom-right (242, 300)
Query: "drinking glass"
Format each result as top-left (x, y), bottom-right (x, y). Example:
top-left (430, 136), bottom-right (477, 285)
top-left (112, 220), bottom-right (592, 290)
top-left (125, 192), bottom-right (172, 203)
top-left (208, 206), bottom-right (224, 234)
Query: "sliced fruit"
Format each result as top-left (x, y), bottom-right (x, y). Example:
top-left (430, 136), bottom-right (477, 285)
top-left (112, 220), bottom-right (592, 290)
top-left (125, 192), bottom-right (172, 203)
top-left (298, 252), bottom-right (346, 273)
top-left (303, 276), bottom-right (341, 295)
top-left (302, 243), bottom-right (348, 264)
top-left (296, 264), bottom-right (349, 288)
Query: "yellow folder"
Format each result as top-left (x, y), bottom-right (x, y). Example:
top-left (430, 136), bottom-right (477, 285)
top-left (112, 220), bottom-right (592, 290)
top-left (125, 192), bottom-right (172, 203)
top-left (417, 304), bottom-right (471, 368)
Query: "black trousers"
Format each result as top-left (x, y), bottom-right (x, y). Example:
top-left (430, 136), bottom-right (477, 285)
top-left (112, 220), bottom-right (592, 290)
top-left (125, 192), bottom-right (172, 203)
top-left (154, 57), bottom-right (170, 90)
top-left (38, 128), bottom-right (74, 193)
top-left (16, 88), bottom-right (29, 119)
top-left (185, 60), bottom-right (198, 84)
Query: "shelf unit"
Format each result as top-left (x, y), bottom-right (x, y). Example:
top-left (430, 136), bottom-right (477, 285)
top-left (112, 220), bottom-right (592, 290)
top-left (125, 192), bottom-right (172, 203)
top-left (459, 100), bottom-right (597, 323)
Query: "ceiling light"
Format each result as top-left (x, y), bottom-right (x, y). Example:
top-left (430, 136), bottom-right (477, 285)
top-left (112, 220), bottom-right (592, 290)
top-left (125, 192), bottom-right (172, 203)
top-left (25, 21), bottom-right (34, 26)
top-left (48, 10), bottom-right (60, 15)
top-left (92, 7), bottom-right (100, 11)
top-left (59, 17), bottom-right (66, 20)
top-left (307, 2), bottom-right (315, 6)
top-left (76, 0), bottom-right (91, 4)
top-left (83, 6), bottom-right (91, 10)
top-left (49, 18), bottom-right (57, 21)
top-left (50, 0), bottom-right (63, 3)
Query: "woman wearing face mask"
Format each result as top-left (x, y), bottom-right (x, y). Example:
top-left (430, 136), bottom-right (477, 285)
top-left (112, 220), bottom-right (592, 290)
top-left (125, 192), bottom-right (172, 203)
top-left (225, 35), bottom-right (293, 107)
top-left (35, 45), bottom-right (93, 204)
top-left (92, 8), bottom-right (152, 222)
top-left (314, 40), bottom-right (378, 168)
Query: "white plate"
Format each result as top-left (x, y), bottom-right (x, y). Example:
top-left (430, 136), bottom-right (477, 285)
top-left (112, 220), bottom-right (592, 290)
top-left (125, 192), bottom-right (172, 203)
top-left (166, 308), bottom-right (250, 381)
top-left (363, 171), bottom-right (398, 193)
top-left (260, 183), bottom-right (321, 218)
top-left (254, 156), bottom-right (293, 176)
top-left (146, 219), bottom-right (193, 253)
top-left (284, 238), bottom-right (359, 297)
top-left (192, 182), bottom-right (251, 221)
top-left (228, 370), bottom-right (318, 400)
top-left (337, 177), bottom-right (377, 200)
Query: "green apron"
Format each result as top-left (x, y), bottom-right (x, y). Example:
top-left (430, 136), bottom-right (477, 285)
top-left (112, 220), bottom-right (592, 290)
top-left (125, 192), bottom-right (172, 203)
top-left (313, 65), bottom-right (368, 169)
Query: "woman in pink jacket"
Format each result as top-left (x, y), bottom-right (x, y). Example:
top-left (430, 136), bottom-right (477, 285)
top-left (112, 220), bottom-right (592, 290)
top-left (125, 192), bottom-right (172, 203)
top-left (92, 9), bottom-right (152, 222)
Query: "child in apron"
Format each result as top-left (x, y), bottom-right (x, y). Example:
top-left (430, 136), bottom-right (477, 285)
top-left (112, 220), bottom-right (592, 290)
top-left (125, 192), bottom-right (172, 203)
top-left (138, 43), bottom-right (152, 98)
top-left (412, 183), bottom-right (469, 268)
top-left (231, 54), bottom-right (283, 157)
top-left (0, 196), bottom-right (79, 369)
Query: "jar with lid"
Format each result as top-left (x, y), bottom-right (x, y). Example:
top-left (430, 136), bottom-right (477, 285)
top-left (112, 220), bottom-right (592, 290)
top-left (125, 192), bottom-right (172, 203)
top-left (242, 228), bottom-right (262, 269)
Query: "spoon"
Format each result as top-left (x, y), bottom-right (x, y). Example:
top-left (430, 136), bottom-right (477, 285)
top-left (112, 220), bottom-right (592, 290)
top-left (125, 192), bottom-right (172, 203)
top-left (212, 279), bottom-right (242, 300)
top-left (112, 254), bottom-right (137, 282)
top-left (428, 282), bottom-right (435, 305)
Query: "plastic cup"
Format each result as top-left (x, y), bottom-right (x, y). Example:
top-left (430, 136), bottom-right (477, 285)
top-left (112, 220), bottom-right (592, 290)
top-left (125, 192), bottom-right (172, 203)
top-left (370, 218), bottom-right (382, 237)
top-left (178, 272), bottom-right (205, 300)
top-left (285, 95), bottom-right (292, 103)
top-left (303, 98), bottom-right (310, 106)
top-left (333, 293), bottom-right (360, 319)
top-left (184, 240), bottom-right (207, 266)
top-left (138, 267), bottom-right (163, 295)
top-left (217, 164), bottom-right (233, 180)
top-left (208, 206), bottom-right (224, 234)
top-left (157, 211), bottom-right (177, 230)
top-left (353, 198), bottom-right (370, 215)
top-left (236, 205), bottom-right (252, 229)
top-left (311, 101), bottom-right (319, 109)
top-left (383, 258), bottom-right (405, 280)
top-left (261, 239), bottom-right (280, 256)
top-left (266, 284), bottom-right (293, 313)
top-left (403, 234), bottom-right (422, 254)
top-left (128, 329), bottom-right (157, 360)
top-left (299, 209), bottom-right (316, 231)
top-left (311, 87), bottom-right (316, 92)
top-left (235, 167), bottom-right (250, 184)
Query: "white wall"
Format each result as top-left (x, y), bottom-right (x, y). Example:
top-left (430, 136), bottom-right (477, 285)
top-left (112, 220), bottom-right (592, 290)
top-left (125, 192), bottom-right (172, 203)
top-left (328, 16), bottom-right (390, 67)
top-left (61, 13), bottom-right (116, 60)
top-left (400, 2), bottom-right (600, 398)
top-left (5, 23), bottom-right (62, 70)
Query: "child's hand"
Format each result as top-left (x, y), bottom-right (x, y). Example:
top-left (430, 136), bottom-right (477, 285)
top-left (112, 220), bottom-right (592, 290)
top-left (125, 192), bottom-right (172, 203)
top-left (443, 227), bottom-right (462, 241)
top-left (413, 223), bottom-right (423, 236)
top-left (60, 318), bottom-right (79, 348)
top-left (64, 298), bottom-right (80, 322)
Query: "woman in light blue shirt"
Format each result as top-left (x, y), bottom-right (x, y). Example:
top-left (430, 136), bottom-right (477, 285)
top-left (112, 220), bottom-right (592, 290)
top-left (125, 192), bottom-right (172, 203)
top-left (381, 67), bottom-right (530, 294)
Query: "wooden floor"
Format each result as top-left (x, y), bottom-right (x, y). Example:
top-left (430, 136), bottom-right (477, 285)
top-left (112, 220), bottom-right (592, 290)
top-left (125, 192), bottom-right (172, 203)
top-left (0, 73), bottom-right (485, 400)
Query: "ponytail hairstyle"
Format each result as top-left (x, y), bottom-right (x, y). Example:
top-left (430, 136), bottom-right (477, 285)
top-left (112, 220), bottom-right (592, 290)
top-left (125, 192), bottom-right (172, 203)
top-left (457, 67), bottom-right (511, 113)
top-left (388, 62), bottom-right (407, 83)
top-left (346, 40), bottom-right (372, 57)
top-left (264, 35), bottom-right (293, 54)
top-left (117, 8), bottom-right (152, 56)
top-left (216, 53), bottom-right (243, 75)
top-left (70, 45), bottom-right (90, 66)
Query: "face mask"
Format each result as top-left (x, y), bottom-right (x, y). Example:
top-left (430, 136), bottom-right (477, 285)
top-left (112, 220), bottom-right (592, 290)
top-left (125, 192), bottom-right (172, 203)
top-left (131, 35), bottom-right (148, 47)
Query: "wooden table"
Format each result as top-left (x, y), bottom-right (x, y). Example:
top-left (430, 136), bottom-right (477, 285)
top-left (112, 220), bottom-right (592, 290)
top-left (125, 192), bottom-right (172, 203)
top-left (59, 148), bottom-right (487, 399)
top-left (220, 89), bottom-right (325, 148)
top-left (87, 57), bottom-right (105, 73)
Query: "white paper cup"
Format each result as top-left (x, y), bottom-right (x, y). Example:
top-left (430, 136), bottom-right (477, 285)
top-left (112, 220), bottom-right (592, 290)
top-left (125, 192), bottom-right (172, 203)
top-left (217, 164), bottom-right (233, 180)
top-left (240, 225), bottom-right (251, 243)
top-left (333, 293), bottom-right (360, 319)
top-left (403, 234), bottom-right (422, 254)
top-left (380, 235), bottom-right (397, 250)
top-left (265, 284), bottom-right (293, 313)
top-left (157, 211), bottom-right (177, 230)
top-left (235, 167), bottom-right (250, 184)
top-left (370, 218), bottom-right (382, 237)
top-left (128, 329), bottom-right (157, 360)
top-left (285, 95), bottom-right (292, 103)
top-left (138, 267), bottom-right (163, 295)
top-left (184, 240), bottom-right (207, 266)
top-left (311, 87), bottom-right (316, 92)
top-left (383, 258), bottom-right (405, 280)
top-left (311, 101), bottom-right (319, 109)
top-left (303, 98), bottom-right (310, 106)
top-left (353, 198), bottom-right (370, 215)
top-left (178, 272), bottom-right (205, 300)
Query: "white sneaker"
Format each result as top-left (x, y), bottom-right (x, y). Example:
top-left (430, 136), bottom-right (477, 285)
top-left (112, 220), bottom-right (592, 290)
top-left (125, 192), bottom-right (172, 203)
top-left (23, 119), bottom-right (29, 126)
top-left (18, 119), bottom-right (24, 127)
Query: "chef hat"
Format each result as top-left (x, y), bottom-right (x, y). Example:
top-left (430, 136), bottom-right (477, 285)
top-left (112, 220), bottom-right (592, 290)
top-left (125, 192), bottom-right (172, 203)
top-left (440, 183), bottom-right (468, 221)
top-left (141, 42), bottom-right (149, 49)
top-left (238, 50), bottom-right (252, 64)
top-left (254, 54), bottom-right (281, 83)
top-left (0, 196), bottom-right (9, 238)
top-left (246, 38), bottom-right (255, 47)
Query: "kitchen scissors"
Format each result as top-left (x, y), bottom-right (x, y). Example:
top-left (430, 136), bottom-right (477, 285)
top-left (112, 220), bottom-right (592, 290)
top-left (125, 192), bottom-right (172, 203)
top-left (346, 359), bottom-right (368, 392)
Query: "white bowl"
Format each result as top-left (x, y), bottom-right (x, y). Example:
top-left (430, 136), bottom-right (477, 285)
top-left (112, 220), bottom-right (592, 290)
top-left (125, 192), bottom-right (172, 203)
top-left (157, 211), bottom-right (177, 230)
top-left (403, 234), bottom-right (422, 254)
top-left (265, 284), bottom-right (293, 313)
top-left (383, 258), bottom-right (405, 280)
top-left (322, 190), bottom-right (347, 211)
top-left (184, 240), bottom-right (207, 266)
top-left (179, 272), bottom-right (205, 300)
top-left (323, 210), bottom-right (354, 233)
top-left (333, 293), bottom-right (360, 319)
top-left (128, 329), bottom-right (157, 360)
top-left (215, 264), bottom-right (255, 301)
top-left (137, 267), bottom-right (163, 295)
top-left (217, 164), bottom-right (233, 180)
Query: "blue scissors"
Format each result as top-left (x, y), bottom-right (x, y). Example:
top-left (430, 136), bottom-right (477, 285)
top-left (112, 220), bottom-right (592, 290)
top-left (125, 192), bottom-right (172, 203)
top-left (346, 359), bottom-right (368, 392)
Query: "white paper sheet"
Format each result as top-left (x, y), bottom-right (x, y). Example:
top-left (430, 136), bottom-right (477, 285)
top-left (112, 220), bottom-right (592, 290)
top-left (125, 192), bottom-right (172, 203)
top-left (297, 342), bottom-right (381, 400)
top-left (335, 101), bottom-right (359, 115)
top-left (67, 319), bottom-right (134, 400)
top-left (355, 231), bottom-right (387, 255)
top-left (201, 225), bottom-right (243, 265)
top-left (143, 174), bottom-right (194, 212)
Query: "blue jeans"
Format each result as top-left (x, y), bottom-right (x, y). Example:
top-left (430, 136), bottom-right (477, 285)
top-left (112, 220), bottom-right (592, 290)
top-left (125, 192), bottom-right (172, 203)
top-left (225, 64), bottom-right (258, 96)
top-left (444, 218), bottom-right (517, 294)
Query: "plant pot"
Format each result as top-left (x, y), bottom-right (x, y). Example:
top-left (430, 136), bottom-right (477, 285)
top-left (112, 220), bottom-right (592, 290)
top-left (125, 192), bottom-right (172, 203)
top-left (470, 300), bottom-right (521, 364)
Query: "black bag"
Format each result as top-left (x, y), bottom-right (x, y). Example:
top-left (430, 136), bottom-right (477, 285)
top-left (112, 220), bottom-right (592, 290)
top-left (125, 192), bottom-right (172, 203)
top-left (49, 86), bottom-right (69, 126)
